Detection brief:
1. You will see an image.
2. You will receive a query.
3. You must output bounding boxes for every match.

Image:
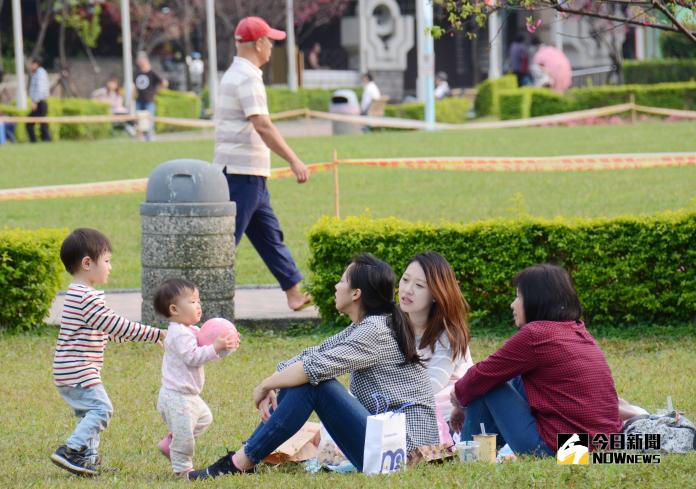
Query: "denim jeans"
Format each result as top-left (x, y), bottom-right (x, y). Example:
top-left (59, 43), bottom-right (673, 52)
top-left (461, 376), bottom-right (554, 456)
top-left (135, 100), bottom-right (156, 141)
top-left (244, 380), bottom-right (370, 471)
top-left (57, 384), bottom-right (114, 460)
top-left (224, 172), bottom-right (303, 290)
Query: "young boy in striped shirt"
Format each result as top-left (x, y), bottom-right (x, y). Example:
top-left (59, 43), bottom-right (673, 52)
top-left (50, 228), bottom-right (165, 477)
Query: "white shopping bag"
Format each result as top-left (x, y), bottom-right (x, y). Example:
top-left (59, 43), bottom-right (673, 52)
top-left (362, 411), bottom-right (408, 475)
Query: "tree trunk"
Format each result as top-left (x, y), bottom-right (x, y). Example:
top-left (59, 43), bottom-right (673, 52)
top-left (30, 0), bottom-right (56, 62)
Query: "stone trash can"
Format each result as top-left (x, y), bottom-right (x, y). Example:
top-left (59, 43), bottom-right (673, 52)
top-left (140, 159), bottom-right (236, 326)
top-left (329, 89), bottom-right (362, 135)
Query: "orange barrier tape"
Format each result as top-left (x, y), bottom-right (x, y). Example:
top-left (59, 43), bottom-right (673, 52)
top-left (339, 153), bottom-right (696, 172)
top-left (1, 153), bottom-right (694, 202)
top-left (0, 162), bottom-right (332, 202)
top-left (2, 103), bottom-right (692, 129)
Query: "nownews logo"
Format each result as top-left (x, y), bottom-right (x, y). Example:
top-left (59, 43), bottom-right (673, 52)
top-left (557, 433), bottom-right (661, 465)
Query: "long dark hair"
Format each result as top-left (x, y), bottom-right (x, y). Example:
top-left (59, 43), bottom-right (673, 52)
top-left (406, 252), bottom-right (470, 360)
top-left (513, 264), bottom-right (582, 323)
top-left (347, 254), bottom-right (421, 365)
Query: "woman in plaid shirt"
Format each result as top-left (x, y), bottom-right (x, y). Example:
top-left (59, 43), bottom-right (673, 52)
top-left (189, 254), bottom-right (438, 479)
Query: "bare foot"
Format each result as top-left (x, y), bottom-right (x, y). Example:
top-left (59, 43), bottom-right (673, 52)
top-left (286, 284), bottom-right (313, 311)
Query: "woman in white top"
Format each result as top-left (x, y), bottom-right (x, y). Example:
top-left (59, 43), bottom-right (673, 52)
top-left (398, 252), bottom-right (473, 429)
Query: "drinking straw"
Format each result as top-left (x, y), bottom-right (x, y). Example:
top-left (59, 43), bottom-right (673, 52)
top-left (480, 423), bottom-right (486, 435)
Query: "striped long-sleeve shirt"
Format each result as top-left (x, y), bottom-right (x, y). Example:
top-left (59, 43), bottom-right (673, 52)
top-left (29, 66), bottom-right (50, 103)
top-left (53, 283), bottom-right (163, 388)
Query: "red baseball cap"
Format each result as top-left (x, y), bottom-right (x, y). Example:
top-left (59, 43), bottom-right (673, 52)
top-left (235, 17), bottom-right (287, 42)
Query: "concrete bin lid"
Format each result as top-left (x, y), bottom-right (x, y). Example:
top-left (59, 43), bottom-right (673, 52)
top-left (141, 159), bottom-right (235, 217)
top-left (146, 159), bottom-right (229, 203)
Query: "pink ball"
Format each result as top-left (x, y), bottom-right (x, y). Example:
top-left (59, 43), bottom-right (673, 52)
top-left (197, 318), bottom-right (237, 346)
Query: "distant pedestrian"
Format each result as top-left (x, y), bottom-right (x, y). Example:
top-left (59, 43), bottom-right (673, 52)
top-left (134, 52), bottom-right (168, 141)
top-left (508, 35), bottom-right (530, 86)
top-left (27, 57), bottom-right (51, 142)
top-left (360, 73), bottom-right (381, 115)
top-left (434, 72), bottom-right (451, 100)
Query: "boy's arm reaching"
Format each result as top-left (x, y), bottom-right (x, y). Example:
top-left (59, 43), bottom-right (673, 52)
top-left (82, 292), bottom-right (162, 343)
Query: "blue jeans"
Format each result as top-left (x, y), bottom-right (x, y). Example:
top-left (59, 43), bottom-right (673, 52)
top-left (244, 380), bottom-right (369, 471)
top-left (135, 100), bottom-right (156, 140)
top-left (461, 376), bottom-right (554, 457)
top-left (224, 173), bottom-right (303, 290)
top-left (57, 384), bottom-right (114, 459)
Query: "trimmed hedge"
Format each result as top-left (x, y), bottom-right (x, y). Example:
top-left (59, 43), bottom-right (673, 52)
top-left (474, 74), bottom-right (518, 117)
top-left (307, 213), bottom-right (696, 328)
top-left (496, 81), bottom-right (696, 119)
top-left (0, 97), bottom-right (111, 142)
top-left (384, 98), bottom-right (472, 123)
top-left (154, 89), bottom-right (202, 133)
top-left (0, 228), bottom-right (66, 333)
top-left (623, 59), bottom-right (696, 84)
top-left (266, 87), bottom-right (363, 113)
top-left (59, 98), bottom-right (111, 140)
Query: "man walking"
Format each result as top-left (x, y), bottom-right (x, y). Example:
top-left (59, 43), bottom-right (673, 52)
top-left (134, 52), bottom-right (167, 141)
top-left (27, 57), bottom-right (51, 142)
top-left (215, 16), bottom-right (311, 311)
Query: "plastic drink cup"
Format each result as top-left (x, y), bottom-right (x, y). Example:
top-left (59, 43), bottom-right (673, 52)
top-left (455, 441), bottom-right (480, 462)
top-left (473, 434), bottom-right (497, 463)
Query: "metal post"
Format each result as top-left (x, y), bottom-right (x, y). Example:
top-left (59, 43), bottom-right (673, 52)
top-left (206, 0), bottom-right (218, 111)
top-left (422, 1), bottom-right (435, 130)
top-left (121, 0), bottom-right (134, 114)
top-left (286, 0), bottom-right (298, 91)
top-left (358, 0), bottom-right (368, 74)
top-left (12, 0), bottom-right (27, 110)
top-left (487, 2), bottom-right (502, 80)
top-left (415, 0), bottom-right (424, 101)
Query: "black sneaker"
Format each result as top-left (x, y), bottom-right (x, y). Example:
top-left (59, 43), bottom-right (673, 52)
top-left (50, 445), bottom-right (98, 476)
top-left (187, 451), bottom-right (241, 480)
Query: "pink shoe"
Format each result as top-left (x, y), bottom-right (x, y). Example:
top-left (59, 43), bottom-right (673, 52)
top-left (158, 433), bottom-right (172, 460)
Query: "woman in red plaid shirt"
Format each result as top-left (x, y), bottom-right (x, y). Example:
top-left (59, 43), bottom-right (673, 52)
top-left (451, 264), bottom-right (623, 455)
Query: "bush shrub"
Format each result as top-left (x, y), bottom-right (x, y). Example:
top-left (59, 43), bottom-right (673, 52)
top-left (2, 97), bottom-right (113, 142)
top-left (307, 213), bottom-right (696, 328)
top-left (155, 89), bottom-right (202, 133)
top-left (494, 81), bottom-right (696, 119)
top-left (266, 87), bottom-right (363, 113)
top-left (623, 59), bottom-right (696, 84)
top-left (474, 74), bottom-right (518, 117)
top-left (0, 228), bottom-right (66, 333)
top-left (384, 98), bottom-right (472, 123)
top-left (58, 98), bottom-right (111, 140)
top-left (499, 89), bottom-right (530, 120)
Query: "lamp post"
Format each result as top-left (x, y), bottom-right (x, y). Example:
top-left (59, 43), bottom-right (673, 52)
top-left (12, 0), bottom-right (27, 110)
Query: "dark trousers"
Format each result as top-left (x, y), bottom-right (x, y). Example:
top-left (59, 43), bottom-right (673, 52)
top-left (461, 376), bottom-right (554, 456)
top-left (26, 100), bottom-right (51, 142)
top-left (225, 172), bottom-right (303, 291)
top-left (244, 380), bottom-right (369, 471)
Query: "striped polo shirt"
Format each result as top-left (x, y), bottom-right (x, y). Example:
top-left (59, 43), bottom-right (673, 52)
top-left (53, 283), bottom-right (163, 388)
top-left (214, 56), bottom-right (271, 177)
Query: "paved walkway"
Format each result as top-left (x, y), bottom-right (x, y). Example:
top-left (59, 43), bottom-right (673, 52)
top-left (48, 286), bottom-right (319, 327)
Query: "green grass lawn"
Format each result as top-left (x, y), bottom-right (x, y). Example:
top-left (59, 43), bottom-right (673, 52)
top-left (2, 328), bottom-right (694, 488)
top-left (2, 121), bottom-right (696, 288)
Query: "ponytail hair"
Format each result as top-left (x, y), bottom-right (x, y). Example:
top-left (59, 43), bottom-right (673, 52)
top-left (347, 254), bottom-right (421, 365)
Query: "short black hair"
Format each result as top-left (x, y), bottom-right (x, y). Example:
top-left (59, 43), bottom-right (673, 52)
top-left (513, 264), bottom-right (582, 323)
top-left (30, 56), bottom-right (42, 66)
top-left (362, 72), bottom-right (373, 82)
top-left (60, 228), bottom-right (113, 274)
top-left (153, 278), bottom-right (198, 317)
